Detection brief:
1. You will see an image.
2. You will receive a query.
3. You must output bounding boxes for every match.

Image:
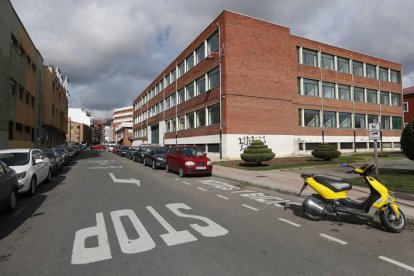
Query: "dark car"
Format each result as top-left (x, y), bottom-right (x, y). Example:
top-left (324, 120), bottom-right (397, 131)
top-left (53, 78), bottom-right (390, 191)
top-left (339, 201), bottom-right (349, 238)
top-left (166, 145), bottom-right (212, 177)
top-left (126, 147), bottom-right (138, 160)
top-left (133, 145), bottom-right (157, 163)
top-left (118, 146), bottom-right (131, 157)
top-left (144, 147), bottom-right (168, 169)
top-left (0, 160), bottom-right (18, 212)
top-left (43, 148), bottom-right (63, 175)
top-left (55, 145), bottom-right (70, 166)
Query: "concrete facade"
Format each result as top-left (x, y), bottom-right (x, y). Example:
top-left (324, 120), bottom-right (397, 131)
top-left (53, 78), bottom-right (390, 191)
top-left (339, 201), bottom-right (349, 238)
top-left (132, 11), bottom-right (403, 160)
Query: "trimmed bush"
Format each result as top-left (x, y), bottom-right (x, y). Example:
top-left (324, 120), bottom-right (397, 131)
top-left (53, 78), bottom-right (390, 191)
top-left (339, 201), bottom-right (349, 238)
top-left (311, 143), bottom-right (341, 161)
top-left (401, 120), bottom-right (414, 161)
top-left (241, 140), bottom-right (275, 165)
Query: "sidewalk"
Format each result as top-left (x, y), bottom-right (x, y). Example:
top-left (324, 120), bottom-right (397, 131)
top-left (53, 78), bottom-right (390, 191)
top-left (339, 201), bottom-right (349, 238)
top-left (212, 165), bottom-right (414, 221)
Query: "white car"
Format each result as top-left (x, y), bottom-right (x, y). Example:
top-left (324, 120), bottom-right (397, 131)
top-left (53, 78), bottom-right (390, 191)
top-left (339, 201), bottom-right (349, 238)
top-left (0, 148), bottom-right (51, 195)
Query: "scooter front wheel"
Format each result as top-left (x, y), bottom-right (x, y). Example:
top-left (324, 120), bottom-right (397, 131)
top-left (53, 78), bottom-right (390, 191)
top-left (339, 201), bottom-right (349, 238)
top-left (379, 206), bottom-right (406, 233)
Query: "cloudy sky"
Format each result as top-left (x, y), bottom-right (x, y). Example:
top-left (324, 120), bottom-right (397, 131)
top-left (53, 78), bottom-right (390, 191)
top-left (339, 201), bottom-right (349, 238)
top-left (10, 0), bottom-right (414, 120)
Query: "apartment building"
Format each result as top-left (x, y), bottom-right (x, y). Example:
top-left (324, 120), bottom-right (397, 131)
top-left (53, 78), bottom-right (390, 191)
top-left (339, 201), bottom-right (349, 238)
top-left (132, 11), bottom-right (403, 160)
top-left (41, 66), bottom-right (69, 147)
top-left (67, 108), bottom-right (94, 144)
top-left (113, 106), bottom-right (133, 145)
top-left (403, 86), bottom-right (414, 124)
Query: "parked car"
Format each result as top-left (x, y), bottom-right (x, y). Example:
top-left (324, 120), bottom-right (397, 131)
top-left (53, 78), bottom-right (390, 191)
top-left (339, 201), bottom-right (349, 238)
top-left (144, 147), bottom-right (168, 169)
top-left (126, 147), bottom-right (138, 160)
top-left (165, 145), bottom-right (213, 177)
top-left (0, 160), bottom-right (18, 212)
top-left (43, 148), bottom-right (63, 175)
top-left (0, 149), bottom-right (51, 195)
top-left (133, 145), bottom-right (158, 163)
top-left (91, 144), bottom-right (106, 150)
top-left (118, 146), bottom-right (131, 157)
top-left (107, 143), bottom-right (116, 152)
top-left (54, 145), bottom-right (70, 166)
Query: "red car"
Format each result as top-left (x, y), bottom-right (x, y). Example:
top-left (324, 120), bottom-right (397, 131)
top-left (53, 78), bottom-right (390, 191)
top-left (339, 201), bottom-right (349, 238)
top-left (91, 144), bottom-right (106, 150)
top-left (166, 145), bottom-right (212, 177)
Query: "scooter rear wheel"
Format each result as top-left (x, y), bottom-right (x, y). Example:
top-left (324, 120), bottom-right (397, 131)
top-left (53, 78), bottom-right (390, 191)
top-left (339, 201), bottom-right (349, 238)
top-left (379, 207), bottom-right (406, 233)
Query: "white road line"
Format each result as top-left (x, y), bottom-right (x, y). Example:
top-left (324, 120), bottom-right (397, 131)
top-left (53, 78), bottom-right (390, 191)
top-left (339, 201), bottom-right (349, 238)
top-left (217, 195), bottom-right (229, 200)
top-left (12, 206), bottom-right (26, 218)
top-left (378, 256), bottom-right (414, 272)
top-left (198, 188), bottom-right (207, 191)
top-left (232, 190), bottom-right (254, 194)
top-left (278, 218), bottom-right (301, 227)
top-left (174, 179), bottom-right (179, 181)
top-left (242, 204), bottom-right (259, 211)
top-left (182, 181), bottom-right (191, 186)
top-left (319, 233), bottom-right (348, 245)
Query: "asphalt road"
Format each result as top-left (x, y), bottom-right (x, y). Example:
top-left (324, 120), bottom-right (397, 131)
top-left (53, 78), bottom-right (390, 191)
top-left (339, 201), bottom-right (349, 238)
top-left (0, 151), bottom-right (413, 275)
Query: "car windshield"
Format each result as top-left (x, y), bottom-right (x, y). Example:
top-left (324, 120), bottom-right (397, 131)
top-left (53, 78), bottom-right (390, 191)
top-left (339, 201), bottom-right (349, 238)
top-left (0, 152), bottom-right (30, 166)
top-left (181, 147), bottom-right (204, 157)
top-left (44, 151), bottom-right (56, 158)
top-left (154, 148), bottom-right (167, 155)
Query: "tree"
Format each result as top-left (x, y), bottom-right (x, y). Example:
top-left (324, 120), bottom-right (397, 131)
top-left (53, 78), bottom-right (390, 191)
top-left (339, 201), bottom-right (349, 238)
top-left (311, 143), bottom-right (341, 161)
top-left (401, 120), bottom-right (414, 160)
top-left (241, 140), bottom-right (275, 165)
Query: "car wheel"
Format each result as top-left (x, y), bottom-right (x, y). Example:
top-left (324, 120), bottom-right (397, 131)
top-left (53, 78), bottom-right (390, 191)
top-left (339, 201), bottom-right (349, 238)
top-left (29, 177), bottom-right (37, 196)
top-left (47, 169), bottom-right (52, 183)
top-left (152, 161), bottom-right (156, 169)
top-left (179, 168), bottom-right (185, 178)
top-left (8, 190), bottom-right (17, 212)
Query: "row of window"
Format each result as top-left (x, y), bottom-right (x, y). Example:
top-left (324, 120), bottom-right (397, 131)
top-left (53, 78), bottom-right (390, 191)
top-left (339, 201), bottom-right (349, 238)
top-left (299, 142), bottom-right (400, 151)
top-left (297, 47), bottom-right (400, 83)
top-left (8, 121), bottom-right (35, 141)
top-left (298, 78), bottom-right (401, 106)
top-left (134, 104), bottom-right (220, 138)
top-left (135, 31), bottom-right (219, 109)
top-left (10, 79), bottom-right (36, 108)
top-left (135, 67), bottom-right (220, 124)
top-left (11, 34), bottom-right (37, 74)
top-left (299, 109), bottom-right (402, 130)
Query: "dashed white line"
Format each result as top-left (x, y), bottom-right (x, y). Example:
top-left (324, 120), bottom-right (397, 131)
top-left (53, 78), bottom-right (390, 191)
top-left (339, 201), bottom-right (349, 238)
top-left (198, 187), bottom-right (207, 191)
top-left (217, 195), bottom-right (229, 200)
top-left (232, 190), bottom-right (254, 194)
top-left (378, 256), bottom-right (414, 272)
top-left (242, 204), bottom-right (259, 211)
top-left (278, 218), bottom-right (301, 227)
top-left (319, 233), bottom-right (348, 245)
top-left (182, 181), bottom-right (191, 186)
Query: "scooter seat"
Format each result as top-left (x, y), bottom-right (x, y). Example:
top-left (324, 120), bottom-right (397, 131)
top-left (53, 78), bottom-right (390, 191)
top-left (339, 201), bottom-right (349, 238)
top-left (313, 176), bottom-right (352, 192)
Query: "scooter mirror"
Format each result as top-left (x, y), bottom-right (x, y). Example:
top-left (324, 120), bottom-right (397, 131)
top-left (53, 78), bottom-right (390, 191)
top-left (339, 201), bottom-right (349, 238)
top-left (340, 162), bottom-right (349, 167)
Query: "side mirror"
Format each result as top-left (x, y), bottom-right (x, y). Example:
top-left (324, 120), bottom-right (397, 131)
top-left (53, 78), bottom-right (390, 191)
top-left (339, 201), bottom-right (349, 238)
top-left (34, 159), bottom-right (44, 164)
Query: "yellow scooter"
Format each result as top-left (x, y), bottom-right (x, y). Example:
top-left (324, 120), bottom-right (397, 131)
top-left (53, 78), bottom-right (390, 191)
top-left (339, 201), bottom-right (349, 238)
top-left (298, 163), bottom-right (406, 233)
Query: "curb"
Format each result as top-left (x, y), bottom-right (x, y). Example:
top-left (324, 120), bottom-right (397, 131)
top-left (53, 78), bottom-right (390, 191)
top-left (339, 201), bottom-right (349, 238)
top-left (213, 173), bottom-right (414, 223)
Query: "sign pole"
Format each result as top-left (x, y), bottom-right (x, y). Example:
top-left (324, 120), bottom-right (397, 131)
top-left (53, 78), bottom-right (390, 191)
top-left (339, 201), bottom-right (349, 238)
top-left (374, 139), bottom-right (379, 178)
top-left (368, 122), bottom-right (380, 178)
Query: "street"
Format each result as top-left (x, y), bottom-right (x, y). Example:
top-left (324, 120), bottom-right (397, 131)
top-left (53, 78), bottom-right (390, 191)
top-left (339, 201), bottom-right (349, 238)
top-left (1, 151), bottom-right (413, 275)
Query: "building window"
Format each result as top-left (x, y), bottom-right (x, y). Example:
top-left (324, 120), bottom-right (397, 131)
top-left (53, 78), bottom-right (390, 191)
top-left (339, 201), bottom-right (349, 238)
top-left (196, 109), bottom-right (206, 127)
top-left (339, 113), bottom-right (352, 128)
top-left (381, 116), bottom-right (390, 130)
top-left (379, 67), bottom-right (388, 81)
top-left (196, 43), bottom-right (205, 64)
top-left (208, 144), bottom-right (220, 153)
top-left (10, 79), bottom-right (17, 96)
top-left (367, 89), bottom-right (377, 104)
top-left (186, 112), bottom-right (195, 129)
top-left (165, 96), bottom-right (171, 109)
top-left (337, 57), bottom-right (350, 73)
top-left (303, 79), bottom-right (319, 97)
top-left (208, 68), bottom-right (220, 90)
top-left (366, 64), bottom-right (376, 79)
top-left (196, 75), bottom-right (206, 94)
top-left (208, 104), bottom-right (220, 125)
top-left (171, 93), bottom-right (176, 107)
top-left (380, 91), bottom-right (390, 105)
top-left (186, 53), bottom-right (194, 71)
top-left (186, 82), bottom-right (194, 99)
top-left (391, 93), bottom-right (401, 106)
top-left (16, 123), bottom-right (23, 132)
top-left (302, 49), bottom-right (318, 67)
top-left (354, 114), bottom-right (366, 129)
top-left (368, 114), bottom-right (378, 124)
top-left (390, 70), bottom-right (400, 83)
top-left (25, 125), bottom-right (31, 134)
top-left (338, 85), bottom-right (351, 101)
top-left (9, 121), bottom-right (13, 140)
top-left (11, 34), bottom-right (18, 48)
top-left (178, 116), bottom-right (185, 130)
top-left (171, 118), bottom-right (176, 132)
top-left (323, 111), bottom-right (336, 128)
top-left (207, 31), bottom-right (219, 54)
top-left (178, 89), bottom-right (185, 104)
top-left (403, 102), bottom-right (408, 112)
top-left (322, 82), bottom-right (335, 99)
top-left (352, 61), bottom-right (363, 76)
top-left (392, 117), bottom-right (402, 129)
top-left (321, 53), bottom-right (334, 70)
top-left (304, 109), bottom-right (320, 127)
top-left (171, 69), bottom-right (176, 83)
top-left (353, 87), bottom-right (364, 102)
top-left (178, 61), bottom-right (185, 77)
top-left (19, 86), bottom-right (24, 100)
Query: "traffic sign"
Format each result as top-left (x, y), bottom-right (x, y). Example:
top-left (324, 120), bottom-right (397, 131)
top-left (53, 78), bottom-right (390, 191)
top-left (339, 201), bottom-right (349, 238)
top-left (368, 123), bottom-right (380, 140)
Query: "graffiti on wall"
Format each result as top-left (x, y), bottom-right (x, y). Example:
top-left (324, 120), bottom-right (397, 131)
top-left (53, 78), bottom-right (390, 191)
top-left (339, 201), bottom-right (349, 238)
top-left (238, 136), bottom-right (266, 151)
